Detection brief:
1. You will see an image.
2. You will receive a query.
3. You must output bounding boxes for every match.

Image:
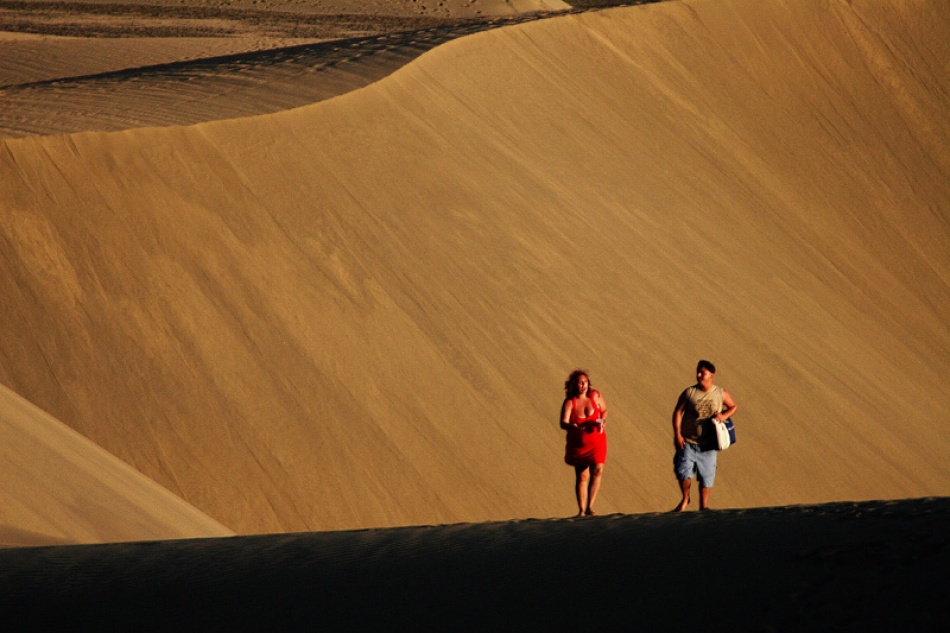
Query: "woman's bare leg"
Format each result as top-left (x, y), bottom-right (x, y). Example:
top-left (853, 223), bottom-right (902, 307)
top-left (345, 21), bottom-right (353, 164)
top-left (585, 463), bottom-right (605, 515)
top-left (574, 465), bottom-right (590, 516)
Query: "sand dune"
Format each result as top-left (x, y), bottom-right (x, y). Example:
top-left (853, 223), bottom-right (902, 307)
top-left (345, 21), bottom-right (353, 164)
top-left (3, 0), bottom-right (570, 19)
top-left (0, 14), bottom-right (565, 137)
top-left (0, 383), bottom-right (232, 546)
top-left (0, 0), bottom-right (948, 546)
top-left (0, 1), bottom-right (580, 137)
top-left (1, 498), bottom-right (947, 630)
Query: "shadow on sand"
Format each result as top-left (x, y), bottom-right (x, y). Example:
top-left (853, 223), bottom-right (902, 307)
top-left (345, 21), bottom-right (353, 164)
top-left (1, 498), bottom-right (947, 631)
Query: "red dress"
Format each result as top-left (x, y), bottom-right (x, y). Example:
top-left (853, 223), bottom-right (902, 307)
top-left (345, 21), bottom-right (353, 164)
top-left (564, 391), bottom-right (607, 466)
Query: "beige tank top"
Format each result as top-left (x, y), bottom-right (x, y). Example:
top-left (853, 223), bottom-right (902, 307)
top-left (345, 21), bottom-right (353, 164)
top-left (681, 385), bottom-right (723, 445)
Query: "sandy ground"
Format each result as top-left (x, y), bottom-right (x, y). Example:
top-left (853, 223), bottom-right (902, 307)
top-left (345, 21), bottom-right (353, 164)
top-left (0, 0), bottom-right (948, 555)
top-left (1, 498), bottom-right (947, 630)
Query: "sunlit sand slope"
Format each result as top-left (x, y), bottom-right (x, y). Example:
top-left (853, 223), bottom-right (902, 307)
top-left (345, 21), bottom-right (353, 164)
top-left (0, 384), bottom-right (233, 546)
top-left (0, 0), bottom-right (948, 537)
top-left (1, 498), bottom-right (947, 630)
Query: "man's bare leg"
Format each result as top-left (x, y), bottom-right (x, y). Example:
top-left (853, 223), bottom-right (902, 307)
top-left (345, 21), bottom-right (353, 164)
top-left (699, 486), bottom-right (712, 511)
top-left (674, 478), bottom-right (691, 512)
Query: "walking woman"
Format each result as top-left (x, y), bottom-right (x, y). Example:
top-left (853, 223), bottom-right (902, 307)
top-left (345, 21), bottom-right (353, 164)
top-left (560, 369), bottom-right (608, 516)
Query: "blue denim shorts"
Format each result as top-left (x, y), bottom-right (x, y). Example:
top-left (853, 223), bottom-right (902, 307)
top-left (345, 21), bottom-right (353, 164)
top-left (674, 442), bottom-right (717, 487)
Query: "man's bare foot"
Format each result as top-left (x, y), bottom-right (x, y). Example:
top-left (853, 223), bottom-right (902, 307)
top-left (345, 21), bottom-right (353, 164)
top-left (673, 496), bottom-right (690, 512)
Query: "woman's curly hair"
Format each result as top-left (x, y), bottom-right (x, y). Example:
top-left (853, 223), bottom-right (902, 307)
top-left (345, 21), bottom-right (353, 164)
top-left (564, 369), bottom-right (592, 398)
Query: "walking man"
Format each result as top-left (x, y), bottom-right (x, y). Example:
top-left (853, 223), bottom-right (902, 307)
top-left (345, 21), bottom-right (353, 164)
top-left (672, 360), bottom-right (737, 511)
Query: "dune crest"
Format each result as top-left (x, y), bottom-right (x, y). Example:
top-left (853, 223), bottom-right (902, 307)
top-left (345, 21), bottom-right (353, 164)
top-left (0, 0), bottom-right (948, 540)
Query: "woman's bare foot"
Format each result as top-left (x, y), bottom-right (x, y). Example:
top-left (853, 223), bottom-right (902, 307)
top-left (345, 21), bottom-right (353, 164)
top-left (585, 509), bottom-right (597, 516)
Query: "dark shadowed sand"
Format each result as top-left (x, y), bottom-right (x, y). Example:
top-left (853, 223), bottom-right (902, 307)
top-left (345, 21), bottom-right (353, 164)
top-left (1, 498), bottom-right (948, 631)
